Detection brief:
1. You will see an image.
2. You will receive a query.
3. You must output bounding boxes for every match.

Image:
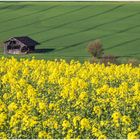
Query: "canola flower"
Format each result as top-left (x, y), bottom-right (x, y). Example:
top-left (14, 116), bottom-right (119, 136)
top-left (0, 57), bottom-right (140, 139)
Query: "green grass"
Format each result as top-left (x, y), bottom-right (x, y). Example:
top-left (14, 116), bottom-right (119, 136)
top-left (0, 1), bottom-right (140, 62)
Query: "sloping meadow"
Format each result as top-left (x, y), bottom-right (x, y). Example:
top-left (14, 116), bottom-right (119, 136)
top-left (0, 2), bottom-right (140, 60)
top-left (0, 57), bottom-right (140, 139)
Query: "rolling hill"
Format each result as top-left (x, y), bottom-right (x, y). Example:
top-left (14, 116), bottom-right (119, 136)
top-left (0, 1), bottom-right (140, 61)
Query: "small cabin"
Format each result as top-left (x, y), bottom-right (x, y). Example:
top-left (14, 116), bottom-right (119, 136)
top-left (4, 36), bottom-right (39, 54)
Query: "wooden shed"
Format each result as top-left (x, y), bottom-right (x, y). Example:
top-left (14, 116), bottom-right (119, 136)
top-left (4, 36), bottom-right (39, 54)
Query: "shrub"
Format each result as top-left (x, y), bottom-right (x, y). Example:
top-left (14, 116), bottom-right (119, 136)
top-left (89, 57), bottom-right (100, 64)
top-left (127, 58), bottom-right (140, 66)
top-left (87, 39), bottom-right (104, 58)
top-left (100, 55), bottom-right (118, 65)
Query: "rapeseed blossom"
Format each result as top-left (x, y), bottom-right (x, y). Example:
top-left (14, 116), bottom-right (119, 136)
top-left (0, 57), bottom-right (139, 139)
top-left (80, 118), bottom-right (91, 130)
top-left (127, 131), bottom-right (139, 139)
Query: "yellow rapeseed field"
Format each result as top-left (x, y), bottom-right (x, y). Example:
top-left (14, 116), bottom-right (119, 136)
top-left (0, 57), bottom-right (140, 139)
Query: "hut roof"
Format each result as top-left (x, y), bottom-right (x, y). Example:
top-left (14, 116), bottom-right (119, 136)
top-left (5, 36), bottom-right (39, 46)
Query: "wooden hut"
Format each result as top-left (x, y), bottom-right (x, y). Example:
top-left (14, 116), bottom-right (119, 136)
top-left (4, 36), bottom-right (39, 54)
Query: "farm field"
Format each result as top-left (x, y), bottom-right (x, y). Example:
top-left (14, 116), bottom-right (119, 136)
top-left (0, 2), bottom-right (140, 61)
top-left (0, 57), bottom-right (140, 139)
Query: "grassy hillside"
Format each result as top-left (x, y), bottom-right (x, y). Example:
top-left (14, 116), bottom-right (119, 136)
top-left (0, 2), bottom-right (140, 61)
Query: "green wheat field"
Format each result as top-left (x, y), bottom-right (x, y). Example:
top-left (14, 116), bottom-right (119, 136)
top-left (0, 2), bottom-right (140, 61)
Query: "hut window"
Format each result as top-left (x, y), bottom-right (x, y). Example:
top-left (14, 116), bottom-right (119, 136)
top-left (13, 41), bottom-right (16, 44)
top-left (14, 45), bottom-right (20, 49)
top-left (7, 45), bottom-right (12, 50)
top-left (9, 41), bottom-right (16, 45)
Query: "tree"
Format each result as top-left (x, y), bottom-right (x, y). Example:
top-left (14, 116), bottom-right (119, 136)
top-left (87, 39), bottom-right (104, 58)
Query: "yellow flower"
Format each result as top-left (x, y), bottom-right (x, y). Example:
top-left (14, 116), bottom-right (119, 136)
top-left (69, 90), bottom-right (76, 101)
top-left (127, 131), bottom-right (138, 139)
top-left (79, 92), bottom-right (88, 100)
top-left (8, 102), bottom-right (17, 111)
top-left (92, 126), bottom-right (98, 133)
top-left (11, 128), bottom-right (18, 134)
top-left (112, 112), bottom-right (121, 120)
top-left (65, 129), bottom-right (74, 139)
top-left (3, 93), bottom-right (10, 100)
top-left (91, 77), bottom-right (98, 85)
top-left (38, 102), bottom-right (46, 110)
top-left (22, 67), bottom-right (29, 76)
top-left (93, 106), bottom-right (102, 116)
top-left (0, 132), bottom-right (7, 139)
top-left (62, 120), bottom-right (71, 130)
top-left (0, 113), bottom-right (7, 126)
top-left (27, 85), bottom-right (36, 98)
top-left (92, 126), bottom-right (102, 137)
top-left (43, 118), bottom-right (58, 129)
top-left (10, 115), bottom-right (20, 128)
top-left (38, 131), bottom-right (48, 139)
top-left (80, 118), bottom-right (91, 130)
top-left (98, 134), bottom-right (107, 139)
top-left (22, 116), bottom-right (38, 129)
top-left (122, 115), bottom-right (131, 125)
top-left (54, 122), bottom-right (58, 129)
top-left (16, 91), bottom-right (23, 100)
top-left (0, 101), bottom-right (6, 112)
top-left (100, 121), bottom-right (108, 127)
top-left (29, 118), bottom-right (38, 127)
top-left (49, 103), bottom-right (55, 110)
top-left (73, 116), bottom-right (81, 127)
top-left (112, 112), bottom-right (121, 124)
